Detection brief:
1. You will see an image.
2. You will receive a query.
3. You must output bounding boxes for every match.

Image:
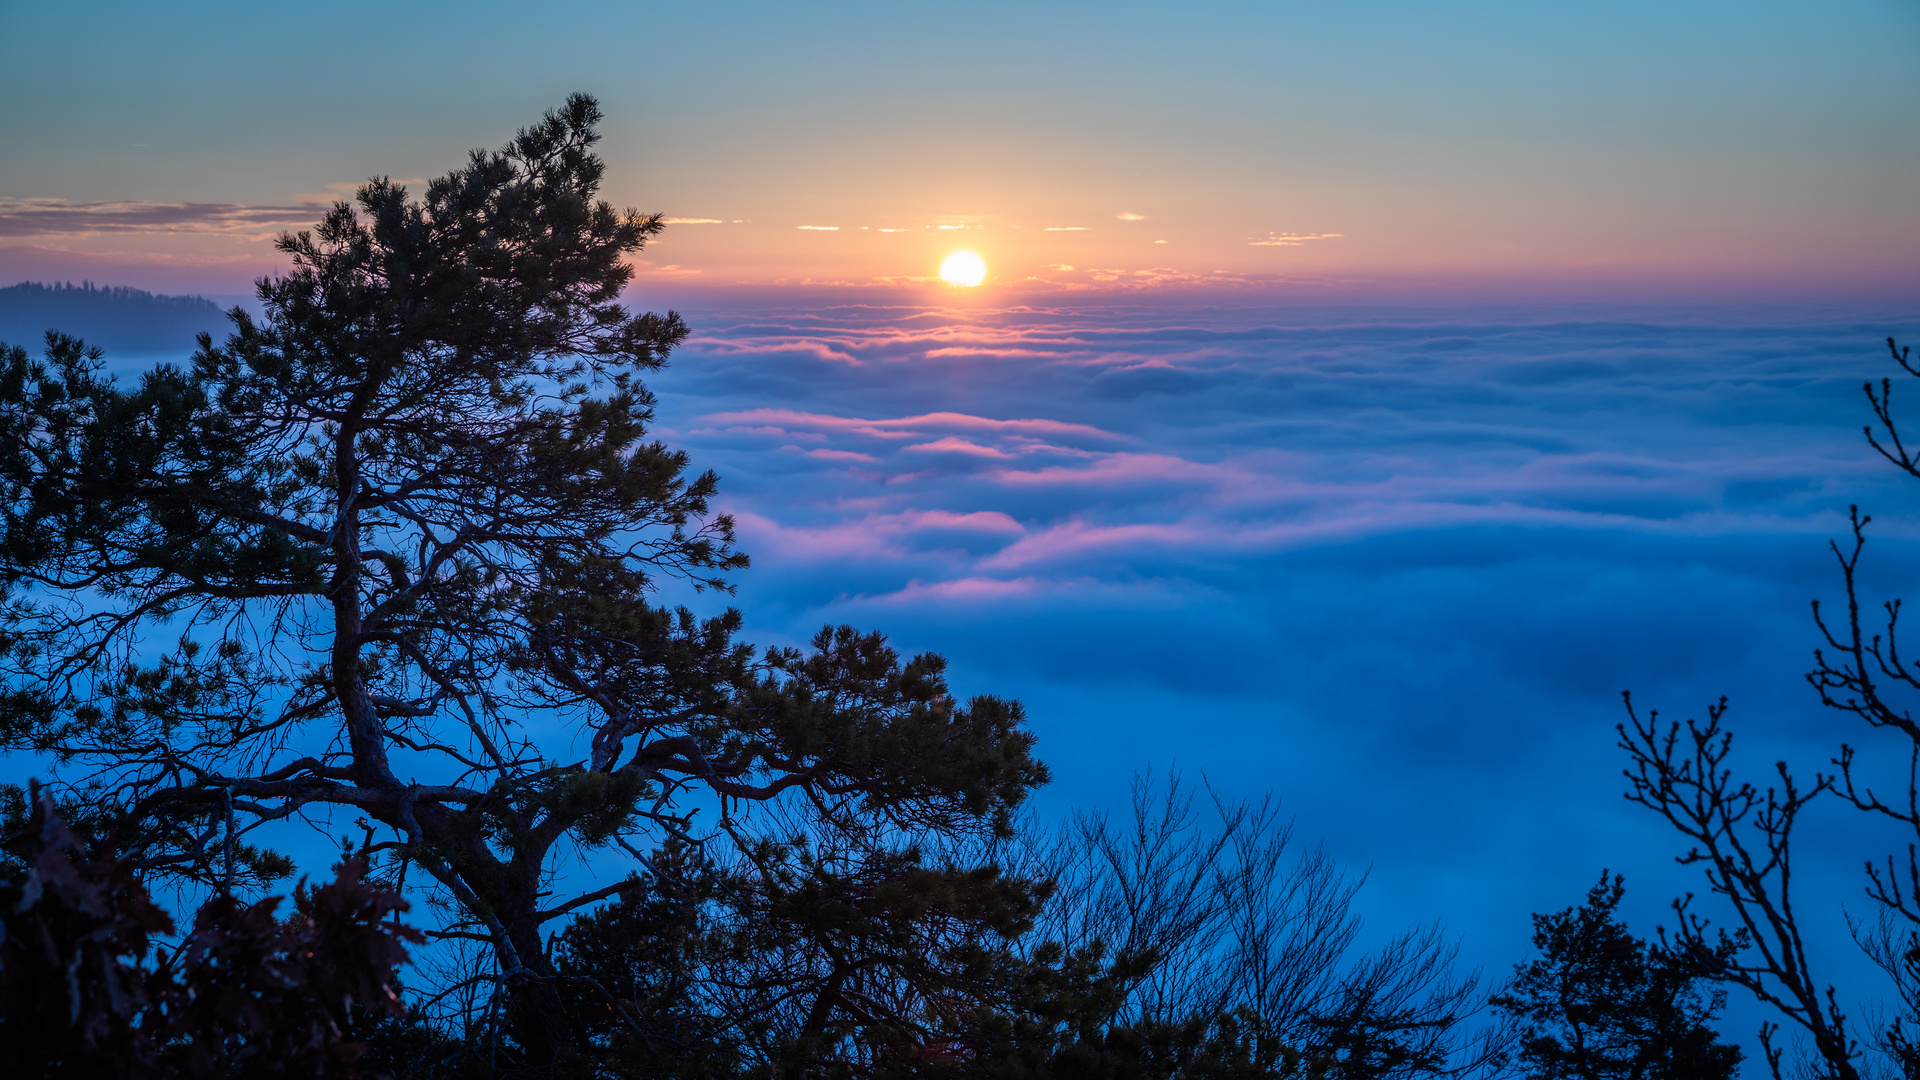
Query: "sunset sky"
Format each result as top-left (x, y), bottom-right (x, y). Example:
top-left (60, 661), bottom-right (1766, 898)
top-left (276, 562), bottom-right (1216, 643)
top-left (3, 0), bottom-right (1917, 297)
top-left (5, 0), bottom-right (1920, 1059)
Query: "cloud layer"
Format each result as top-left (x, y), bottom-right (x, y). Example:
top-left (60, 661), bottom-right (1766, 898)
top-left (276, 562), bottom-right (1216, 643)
top-left (643, 294), bottom-right (1920, 1029)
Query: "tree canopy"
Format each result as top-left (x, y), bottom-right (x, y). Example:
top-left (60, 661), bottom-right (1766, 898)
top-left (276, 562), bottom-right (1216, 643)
top-left (0, 93), bottom-right (1046, 1069)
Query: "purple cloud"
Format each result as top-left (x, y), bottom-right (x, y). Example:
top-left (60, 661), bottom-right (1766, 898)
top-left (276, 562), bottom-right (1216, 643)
top-left (0, 198), bottom-right (322, 238)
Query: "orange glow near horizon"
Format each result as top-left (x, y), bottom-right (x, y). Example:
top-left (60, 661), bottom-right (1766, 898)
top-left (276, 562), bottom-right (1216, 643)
top-left (939, 250), bottom-right (987, 287)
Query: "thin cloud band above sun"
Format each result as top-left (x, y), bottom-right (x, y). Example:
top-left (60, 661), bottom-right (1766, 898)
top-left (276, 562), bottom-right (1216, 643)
top-left (1249, 232), bottom-right (1343, 247)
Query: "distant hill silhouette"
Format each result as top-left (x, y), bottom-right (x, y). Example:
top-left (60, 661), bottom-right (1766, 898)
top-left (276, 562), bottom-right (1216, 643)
top-left (0, 281), bottom-right (229, 356)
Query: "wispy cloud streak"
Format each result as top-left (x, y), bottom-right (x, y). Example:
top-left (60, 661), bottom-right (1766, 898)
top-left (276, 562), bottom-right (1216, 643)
top-left (0, 198), bottom-right (320, 238)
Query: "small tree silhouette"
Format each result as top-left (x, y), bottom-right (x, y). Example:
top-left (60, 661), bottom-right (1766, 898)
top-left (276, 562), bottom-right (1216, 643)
top-left (1491, 872), bottom-right (1741, 1080)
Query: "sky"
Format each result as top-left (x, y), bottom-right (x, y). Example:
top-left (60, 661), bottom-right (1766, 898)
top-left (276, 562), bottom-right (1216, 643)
top-left (2, 0), bottom-right (1918, 298)
top-left (5, 0), bottom-right (1920, 1067)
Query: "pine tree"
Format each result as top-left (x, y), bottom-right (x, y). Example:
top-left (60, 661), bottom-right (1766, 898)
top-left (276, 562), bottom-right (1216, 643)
top-left (0, 95), bottom-right (1047, 1068)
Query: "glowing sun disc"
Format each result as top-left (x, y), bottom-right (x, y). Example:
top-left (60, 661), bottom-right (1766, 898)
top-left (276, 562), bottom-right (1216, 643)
top-left (939, 250), bottom-right (987, 287)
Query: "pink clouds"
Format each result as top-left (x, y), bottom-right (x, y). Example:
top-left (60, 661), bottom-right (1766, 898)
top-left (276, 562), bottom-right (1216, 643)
top-left (669, 311), bottom-right (1256, 371)
top-left (982, 452), bottom-right (1242, 488)
top-left (729, 506), bottom-right (1030, 565)
top-left (906, 509), bottom-right (1026, 533)
top-left (704, 408), bottom-right (1117, 442)
top-left (869, 577), bottom-right (1047, 603)
top-left (978, 521), bottom-right (1205, 569)
top-left (712, 402), bottom-right (1871, 582)
top-left (718, 404), bottom-right (1807, 582)
top-left (728, 511), bottom-right (904, 561)
top-left (799, 447), bottom-right (880, 463)
top-left (904, 437), bottom-right (1014, 458)
top-left (647, 298), bottom-right (1907, 620)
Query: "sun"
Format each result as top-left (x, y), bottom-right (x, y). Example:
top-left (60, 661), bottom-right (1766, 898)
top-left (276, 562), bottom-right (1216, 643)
top-left (939, 250), bottom-right (987, 287)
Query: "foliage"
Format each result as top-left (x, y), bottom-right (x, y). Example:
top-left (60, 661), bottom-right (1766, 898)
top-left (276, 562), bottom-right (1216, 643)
top-left (0, 784), bottom-right (172, 1074)
top-left (934, 774), bottom-right (1509, 1080)
top-left (0, 95), bottom-right (1046, 1068)
top-left (550, 838), bottom-right (739, 1079)
top-left (543, 827), bottom-right (1043, 1079)
top-left (0, 788), bottom-right (421, 1078)
top-left (150, 860), bottom-right (425, 1077)
top-left (1489, 871), bottom-right (1740, 1080)
top-left (398, 773), bottom-right (1505, 1079)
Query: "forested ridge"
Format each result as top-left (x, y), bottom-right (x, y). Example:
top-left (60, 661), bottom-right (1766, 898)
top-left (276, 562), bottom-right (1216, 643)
top-left (0, 281), bottom-right (228, 355)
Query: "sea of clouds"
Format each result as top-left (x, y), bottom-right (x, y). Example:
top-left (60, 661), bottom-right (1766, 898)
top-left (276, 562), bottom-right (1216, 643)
top-left (639, 293), bottom-right (1920, 1044)
top-left (16, 287), bottom-right (1920, 1054)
